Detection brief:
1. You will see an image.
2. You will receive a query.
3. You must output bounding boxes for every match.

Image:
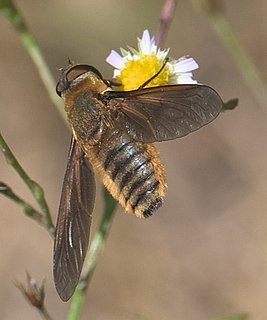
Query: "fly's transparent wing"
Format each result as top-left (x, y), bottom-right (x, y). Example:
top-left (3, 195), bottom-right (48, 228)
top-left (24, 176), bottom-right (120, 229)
top-left (103, 84), bottom-right (223, 142)
top-left (53, 137), bottom-right (95, 301)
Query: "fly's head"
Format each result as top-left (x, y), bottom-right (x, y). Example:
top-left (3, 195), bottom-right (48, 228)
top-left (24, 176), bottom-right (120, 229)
top-left (56, 62), bottom-right (109, 100)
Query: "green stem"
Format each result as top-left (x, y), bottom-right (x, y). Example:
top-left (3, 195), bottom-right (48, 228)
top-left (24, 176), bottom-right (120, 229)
top-left (192, 0), bottom-right (267, 113)
top-left (67, 188), bottom-right (117, 320)
top-left (0, 0), bottom-right (66, 122)
top-left (0, 133), bottom-right (55, 236)
top-left (0, 181), bottom-right (43, 222)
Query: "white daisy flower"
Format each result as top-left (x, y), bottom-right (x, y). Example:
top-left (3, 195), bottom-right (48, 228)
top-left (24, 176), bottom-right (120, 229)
top-left (106, 30), bottom-right (199, 91)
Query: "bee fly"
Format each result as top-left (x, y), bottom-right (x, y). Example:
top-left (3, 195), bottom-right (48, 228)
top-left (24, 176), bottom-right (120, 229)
top-left (53, 61), bottom-right (224, 301)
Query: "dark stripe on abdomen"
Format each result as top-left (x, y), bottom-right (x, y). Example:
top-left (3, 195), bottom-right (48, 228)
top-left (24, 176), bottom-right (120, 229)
top-left (131, 180), bottom-right (160, 209)
top-left (143, 197), bottom-right (162, 218)
top-left (119, 158), bottom-right (151, 191)
top-left (125, 170), bottom-right (154, 202)
top-left (111, 150), bottom-right (142, 181)
top-left (99, 131), bottom-right (163, 217)
top-left (104, 140), bottom-right (132, 170)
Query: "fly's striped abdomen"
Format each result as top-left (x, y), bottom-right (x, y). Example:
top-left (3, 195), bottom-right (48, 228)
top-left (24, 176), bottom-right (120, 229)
top-left (86, 129), bottom-right (167, 218)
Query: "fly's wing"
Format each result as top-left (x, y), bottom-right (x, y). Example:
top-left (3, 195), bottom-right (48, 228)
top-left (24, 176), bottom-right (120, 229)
top-left (104, 84), bottom-right (223, 142)
top-left (53, 137), bottom-right (95, 301)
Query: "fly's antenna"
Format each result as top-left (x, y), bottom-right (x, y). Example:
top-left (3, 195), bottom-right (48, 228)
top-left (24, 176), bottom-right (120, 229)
top-left (67, 57), bottom-right (75, 66)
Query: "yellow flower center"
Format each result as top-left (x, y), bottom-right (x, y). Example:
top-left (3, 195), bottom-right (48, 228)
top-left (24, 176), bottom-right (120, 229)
top-left (118, 54), bottom-right (170, 91)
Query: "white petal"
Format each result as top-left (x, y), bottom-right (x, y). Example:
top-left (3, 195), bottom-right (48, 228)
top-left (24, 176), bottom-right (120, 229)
top-left (173, 56), bottom-right (199, 73)
top-left (139, 30), bottom-right (155, 55)
top-left (177, 73), bottom-right (198, 84)
top-left (106, 50), bottom-right (125, 69)
top-left (142, 30), bottom-right (151, 43)
top-left (156, 48), bottom-right (169, 60)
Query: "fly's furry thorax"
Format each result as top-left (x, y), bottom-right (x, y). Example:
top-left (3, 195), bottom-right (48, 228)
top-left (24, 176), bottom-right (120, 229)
top-left (63, 75), bottom-right (108, 114)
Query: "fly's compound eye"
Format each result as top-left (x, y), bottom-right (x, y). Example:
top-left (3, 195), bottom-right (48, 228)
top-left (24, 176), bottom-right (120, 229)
top-left (56, 64), bottom-right (104, 97)
top-left (56, 66), bottom-right (83, 97)
top-left (56, 77), bottom-right (69, 97)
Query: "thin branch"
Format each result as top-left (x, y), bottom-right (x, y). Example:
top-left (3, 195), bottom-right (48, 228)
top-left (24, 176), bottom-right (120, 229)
top-left (0, 133), bottom-right (55, 236)
top-left (155, 0), bottom-right (177, 47)
top-left (15, 272), bottom-right (55, 320)
top-left (67, 188), bottom-right (117, 320)
top-left (0, 182), bottom-right (56, 236)
top-left (192, 0), bottom-right (267, 114)
top-left (0, 0), bottom-right (66, 123)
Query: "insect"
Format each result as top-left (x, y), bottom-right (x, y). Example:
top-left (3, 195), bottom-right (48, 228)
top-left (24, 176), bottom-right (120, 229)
top-left (53, 61), bottom-right (224, 301)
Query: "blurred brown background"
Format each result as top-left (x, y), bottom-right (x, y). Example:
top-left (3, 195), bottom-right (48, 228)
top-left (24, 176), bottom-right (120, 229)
top-left (1, 1), bottom-right (267, 319)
